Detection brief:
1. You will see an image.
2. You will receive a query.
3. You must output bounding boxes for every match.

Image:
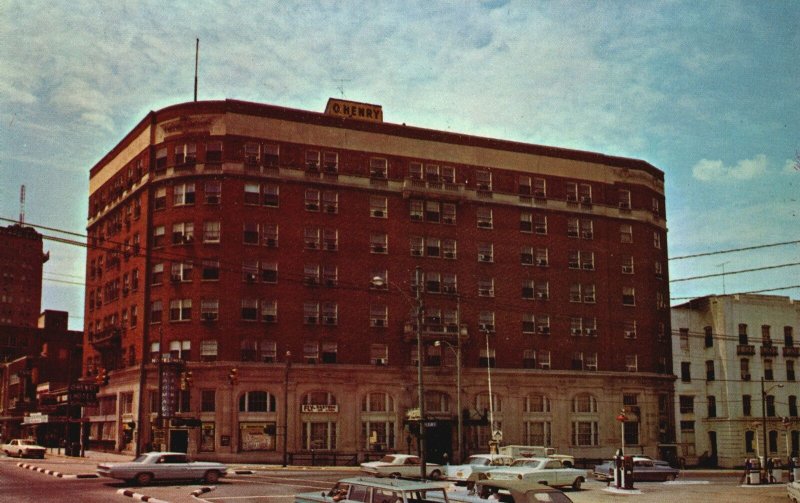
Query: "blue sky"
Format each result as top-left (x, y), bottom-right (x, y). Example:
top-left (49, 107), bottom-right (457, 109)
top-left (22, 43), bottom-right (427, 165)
top-left (1, 0), bottom-right (798, 329)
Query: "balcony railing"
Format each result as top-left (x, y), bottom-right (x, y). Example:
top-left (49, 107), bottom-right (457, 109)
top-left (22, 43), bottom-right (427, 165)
top-left (783, 346), bottom-right (800, 357)
top-left (736, 344), bottom-right (755, 356)
top-left (760, 345), bottom-right (779, 357)
top-left (402, 179), bottom-right (465, 201)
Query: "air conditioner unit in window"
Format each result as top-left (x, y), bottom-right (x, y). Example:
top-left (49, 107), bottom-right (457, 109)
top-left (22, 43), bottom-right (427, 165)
top-left (373, 245), bottom-right (385, 253)
top-left (583, 264), bottom-right (594, 270)
top-left (538, 327), bottom-right (550, 334)
top-left (202, 312), bottom-right (217, 322)
top-left (266, 238), bottom-right (277, 247)
top-left (325, 317), bottom-right (337, 325)
top-left (478, 221), bottom-right (492, 228)
top-left (480, 254), bottom-right (492, 262)
top-left (444, 251), bottom-right (456, 259)
top-left (411, 249), bottom-right (423, 256)
top-left (478, 324), bottom-right (494, 333)
top-left (306, 203), bottom-right (319, 211)
top-left (372, 319), bottom-right (385, 327)
top-left (306, 162), bottom-right (319, 172)
top-left (534, 190), bottom-right (546, 198)
top-left (536, 292), bottom-right (549, 300)
top-left (183, 235), bottom-right (194, 244)
top-left (263, 314), bottom-right (276, 323)
top-left (306, 316), bottom-right (318, 324)
top-left (624, 330), bottom-right (636, 338)
top-left (374, 358), bottom-right (387, 366)
top-left (246, 273), bottom-right (257, 282)
top-left (585, 329), bottom-right (597, 336)
top-left (537, 259), bottom-right (548, 266)
top-left (372, 210), bottom-right (384, 217)
top-left (571, 329), bottom-right (582, 336)
top-left (325, 205), bottom-right (337, 214)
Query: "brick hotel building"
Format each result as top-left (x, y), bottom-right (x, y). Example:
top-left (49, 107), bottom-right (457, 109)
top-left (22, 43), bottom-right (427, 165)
top-left (83, 98), bottom-right (675, 463)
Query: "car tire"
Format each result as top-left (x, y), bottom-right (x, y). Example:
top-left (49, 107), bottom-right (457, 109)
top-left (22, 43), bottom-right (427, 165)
top-left (204, 470), bottom-right (220, 484)
top-left (572, 478), bottom-right (582, 490)
top-left (429, 470), bottom-right (442, 480)
top-left (135, 472), bottom-right (153, 486)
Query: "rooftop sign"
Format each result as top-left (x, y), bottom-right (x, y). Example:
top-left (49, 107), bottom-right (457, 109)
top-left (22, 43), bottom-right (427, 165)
top-left (325, 98), bottom-right (383, 123)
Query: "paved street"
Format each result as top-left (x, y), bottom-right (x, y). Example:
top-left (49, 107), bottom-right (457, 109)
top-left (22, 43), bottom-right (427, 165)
top-left (0, 451), bottom-right (792, 503)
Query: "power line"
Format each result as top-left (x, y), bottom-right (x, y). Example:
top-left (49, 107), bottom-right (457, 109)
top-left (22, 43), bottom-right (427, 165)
top-left (670, 262), bottom-right (800, 283)
top-left (670, 284), bottom-right (800, 301)
top-left (670, 239), bottom-right (800, 261)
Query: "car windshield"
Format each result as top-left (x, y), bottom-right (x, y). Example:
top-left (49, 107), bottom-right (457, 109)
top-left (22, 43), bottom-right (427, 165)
top-left (133, 455), bottom-right (149, 463)
top-left (469, 457), bottom-right (491, 466)
top-left (378, 455), bottom-right (398, 463)
top-left (511, 460), bottom-right (541, 468)
top-left (19, 440), bottom-right (36, 445)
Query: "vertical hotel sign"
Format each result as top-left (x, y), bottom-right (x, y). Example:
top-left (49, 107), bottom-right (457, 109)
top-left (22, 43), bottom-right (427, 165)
top-left (325, 98), bottom-right (383, 123)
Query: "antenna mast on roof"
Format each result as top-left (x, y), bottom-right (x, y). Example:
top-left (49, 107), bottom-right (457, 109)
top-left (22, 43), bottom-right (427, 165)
top-left (19, 185), bottom-right (25, 224)
top-left (194, 38), bottom-right (199, 102)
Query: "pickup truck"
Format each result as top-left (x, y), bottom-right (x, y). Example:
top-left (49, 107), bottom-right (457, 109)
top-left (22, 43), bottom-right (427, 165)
top-left (487, 457), bottom-right (587, 490)
top-left (2, 439), bottom-right (46, 458)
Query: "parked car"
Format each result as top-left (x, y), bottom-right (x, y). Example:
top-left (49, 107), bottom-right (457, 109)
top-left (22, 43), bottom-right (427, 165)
top-left (592, 457), bottom-right (679, 482)
top-left (96, 451), bottom-right (227, 485)
top-left (444, 454), bottom-right (514, 484)
top-left (2, 439), bottom-right (46, 459)
top-left (486, 457), bottom-right (587, 490)
top-left (449, 478), bottom-right (574, 503)
top-left (360, 454), bottom-right (444, 479)
top-left (295, 476), bottom-right (452, 503)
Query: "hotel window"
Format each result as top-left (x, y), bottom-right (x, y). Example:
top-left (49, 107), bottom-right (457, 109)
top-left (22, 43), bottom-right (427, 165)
top-left (425, 164), bottom-right (440, 182)
top-left (242, 261), bottom-right (258, 283)
top-left (764, 359), bottom-right (774, 381)
top-left (262, 184), bottom-right (279, 207)
top-left (200, 340), bottom-right (217, 362)
top-left (370, 345), bottom-right (390, 366)
top-left (151, 263), bottom-right (164, 285)
top-left (169, 299), bottom-right (192, 322)
top-left (304, 264), bottom-right (320, 286)
top-left (741, 358), bottom-right (750, 380)
top-left (206, 141), bottom-right (222, 163)
top-left (655, 261), bottom-right (663, 279)
top-left (304, 302), bottom-right (319, 325)
top-left (535, 281), bottom-right (550, 300)
top-left (410, 236), bottom-right (424, 257)
top-left (244, 143), bottom-right (260, 166)
top-left (243, 223), bottom-right (259, 245)
top-left (323, 266), bottom-right (337, 287)
top-left (370, 158), bottom-right (387, 178)
top-left (321, 342), bottom-right (338, 363)
top-left (202, 259), bottom-right (220, 281)
top-left (476, 170), bottom-right (492, 191)
top-left (153, 225), bottom-right (165, 248)
top-left (153, 187), bottom-right (166, 210)
top-left (479, 347), bottom-right (496, 368)
top-left (477, 207), bottom-right (493, 228)
top-left (264, 144), bottom-right (280, 167)
top-left (568, 251), bottom-right (580, 269)
top-left (478, 278), bottom-right (495, 297)
top-left (707, 396), bottom-right (716, 418)
top-left (323, 229), bottom-right (338, 251)
top-left (536, 248), bottom-right (549, 267)
top-left (522, 313), bottom-right (536, 334)
top-left (624, 320), bottom-right (637, 339)
top-left (303, 343), bottom-right (320, 364)
top-left (425, 201), bottom-right (441, 222)
top-left (443, 239), bottom-right (457, 259)
top-left (241, 299), bottom-right (258, 321)
top-left (518, 175), bottom-right (531, 195)
top-left (174, 182), bottom-right (195, 205)
top-left (585, 353), bottom-right (598, 371)
top-left (581, 251), bottom-right (595, 270)
top-left (570, 317), bottom-right (583, 336)
top-left (538, 350), bottom-right (551, 369)
top-left (441, 166), bottom-right (455, 183)
top-left (789, 396), bottom-right (798, 417)
top-left (155, 147), bottom-right (167, 172)
top-left (322, 151), bottom-right (338, 173)
top-left (620, 224), bottom-right (633, 243)
top-left (681, 362), bottom-right (691, 382)
top-left (478, 311), bottom-right (496, 333)
top-left (370, 305), bottom-right (388, 328)
top-left (370, 233), bottom-right (387, 254)
top-left (305, 189), bottom-right (320, 211)
top-left (244, 182), bottom-right (260, 205)
top-left (322, 303), bottom-right (338, 326)
top-left (150, 300), bottom-right (163, 324)
top-left (261, 262), bottom-right (277, 283)
top-left (170, 340), bottom-right (191, 361)
top-left (263, 224), bottom-right (278, 248)
top-left (654, 232), bottom-right (662, 249)
top-left (130, 305), bottom-right (138, 326)
top-left (566, 182), bottom-right (578, 202)
top-left (520, 212), bottom-right (533, 232)
top-left (443, 203), bottom-right (457, 224)
top-left (762, 325), bottom-right (772, 344)
top-left (522, 279), bottom-right (535, 299)
top-left (766, 395), bottom-right (776, 417)
top-left (787, 360), bottom-right (795, 381)
top-left (410, 199), bottom-right (424, 221)
top-left (426, 237), bottom-right (441, 258)
top-left (425, 272), bottom-right (441, 293)
top-left (370, 196), bottom-right (387, 218)
top-left (176, 143), bottom-right (196, 165)
top-left (478, 243), bottom-right (493, 263)
top-left (261, 300), bottom-right (277, 323)
top-left (171, 262), bottom-right (192, 282)
top-left (204, 181), bottom-right (221, 204)
top-left (739, 324), bottom-right (749, 345)
top-left (533, 177), bottom-right (546, 198)
top-left (743, 395), bottom-right (752, 416)
top-left (534, 214), bottom-right (547, 235)
top-left (172, 222), bottom-right (194, 244)
top-left (584, 318), bottom-right (597, 336)
top-left (619, 189), bottom-right (632, 209)
top-left (408, 162), bottom-right (423, 180)
top-left (706, 360), bottom-right (715, 381)
top-left (203, 221), bottom-right (220, 243)
top-left (304, 228), bottom-right (320, 249)
top-left (521, 246), bottom-right (534, 265)
top-left (622, 287), bottom-right (636, 306)
top-left (370, 270), bottom-right (388, 290)
top-left (200, 299), bottom-right (219, 321)
top-left (305, 150), bottom-right (320, 171)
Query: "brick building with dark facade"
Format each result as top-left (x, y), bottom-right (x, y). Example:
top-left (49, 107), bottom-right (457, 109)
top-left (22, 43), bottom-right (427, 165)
top-left (0, 224), bottom-right (48, 329)
top-left (84, 98), bottom-right (675, 463)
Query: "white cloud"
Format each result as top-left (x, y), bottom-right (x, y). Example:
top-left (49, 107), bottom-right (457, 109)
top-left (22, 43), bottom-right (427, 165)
top-left (692, 154), bottom-right (768, 182)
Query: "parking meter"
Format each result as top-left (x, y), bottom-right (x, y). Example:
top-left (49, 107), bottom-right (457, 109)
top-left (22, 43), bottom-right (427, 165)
top-left (622, 456), bottom-right (635, 489)
top-left (613, 451), bottom-right (623, 488)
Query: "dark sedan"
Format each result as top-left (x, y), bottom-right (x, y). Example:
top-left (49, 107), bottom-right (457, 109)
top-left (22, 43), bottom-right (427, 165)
top-left (593, 457), bottom-right (679, 482)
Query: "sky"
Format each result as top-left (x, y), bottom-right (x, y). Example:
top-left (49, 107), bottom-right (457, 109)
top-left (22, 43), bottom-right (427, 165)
top-left (1, 0), bottom-right (798, 330)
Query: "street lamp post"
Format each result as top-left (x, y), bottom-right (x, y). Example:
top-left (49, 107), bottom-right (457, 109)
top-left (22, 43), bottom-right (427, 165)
top-left (482, 326), bottom-right (499, 452)
top-left (373, 266), bottom-right (426, 479)
top-left (435, 330), bottom-right (464, 464)
top-left (283, 350), bottom-right (291, 467)
top-left (761, 377), bottom-right (784, 481)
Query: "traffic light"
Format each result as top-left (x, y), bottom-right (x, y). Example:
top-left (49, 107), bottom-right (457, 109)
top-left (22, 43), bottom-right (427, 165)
top-left (228, 367), bottom-right (239, 385)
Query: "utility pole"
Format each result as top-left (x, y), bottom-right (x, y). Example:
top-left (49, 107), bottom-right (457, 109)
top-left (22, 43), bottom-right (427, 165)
top-left (416, 265), bottom-right (426, 480)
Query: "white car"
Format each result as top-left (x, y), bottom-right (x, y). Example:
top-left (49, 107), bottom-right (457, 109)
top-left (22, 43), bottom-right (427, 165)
top-left (2, 439), bottom-right (46, 459)
top-left (444, 454), bottom-right (514, 483)
top-left (360, 454), bottom-right (444, 479)
top-left (97, 451), bottom-right (227, 485)
top-left (487, 457), bottom-right (587, 490)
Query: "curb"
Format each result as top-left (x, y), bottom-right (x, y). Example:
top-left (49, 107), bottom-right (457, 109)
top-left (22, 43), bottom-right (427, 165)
top-left (117, 488), bottom-right (171, 503)
top-left (16, 461), bottom-right (98, 479)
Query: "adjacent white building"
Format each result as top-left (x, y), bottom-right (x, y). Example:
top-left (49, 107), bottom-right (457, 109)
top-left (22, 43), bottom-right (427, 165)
top-left (671, 294), bottom-right (800, 468)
